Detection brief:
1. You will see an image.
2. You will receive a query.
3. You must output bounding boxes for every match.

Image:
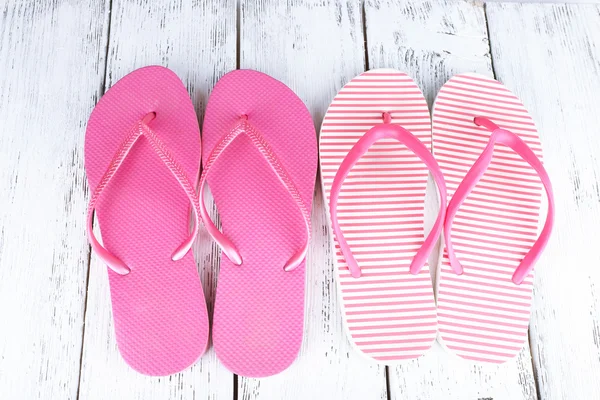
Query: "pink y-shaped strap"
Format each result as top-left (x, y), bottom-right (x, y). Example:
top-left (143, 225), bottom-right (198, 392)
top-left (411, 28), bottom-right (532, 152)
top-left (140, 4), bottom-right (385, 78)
top-left (87, 112), bottom-right (201, 275)
top-left (329, 112), bottom-right (448, 279)
top-left (444, 117), bottom-right (555, 285)
top-left (198, 115), bottom-right (311, 272)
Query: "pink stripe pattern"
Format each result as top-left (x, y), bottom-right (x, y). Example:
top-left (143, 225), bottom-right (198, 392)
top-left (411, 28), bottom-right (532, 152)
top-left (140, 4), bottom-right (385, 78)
top-left (433, 73), bottom-right (543, 364)
top-left (320, 69), bottom-right (437, 363)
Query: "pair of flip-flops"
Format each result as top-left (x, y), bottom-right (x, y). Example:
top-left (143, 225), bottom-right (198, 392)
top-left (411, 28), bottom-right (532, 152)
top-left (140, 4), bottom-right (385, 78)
top-left (321, 69), bottom-right (554, 364)
top-left (85, 67), bottom-right (316, 376)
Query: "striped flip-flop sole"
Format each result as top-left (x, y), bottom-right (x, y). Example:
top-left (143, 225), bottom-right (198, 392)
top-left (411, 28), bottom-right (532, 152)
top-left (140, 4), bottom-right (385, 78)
top-left (320, 69), bottom-right (437, 363)
top-left (433, 73), bottom-right (543, 364)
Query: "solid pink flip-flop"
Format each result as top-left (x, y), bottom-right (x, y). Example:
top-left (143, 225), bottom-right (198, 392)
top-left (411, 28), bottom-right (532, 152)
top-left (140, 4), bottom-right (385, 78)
top-left (433, 73), bottom-right (554, 363)
top-left (201, 70), bottom-right (317, 377)
top-left (85, 66), bottom-right (209, 375)
top-left (320, 69), bottom-right (445, 363)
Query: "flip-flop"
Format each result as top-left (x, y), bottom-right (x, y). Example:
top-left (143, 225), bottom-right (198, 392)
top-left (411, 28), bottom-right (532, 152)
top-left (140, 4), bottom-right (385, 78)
top-left (432, 73), bottom-right (554, 364)
top-left (319, 69), bottom-right (446, 363)
top-left (84, 66), bottom-right (209, 375)
top-left (201, 70), bottom-right (317, 377)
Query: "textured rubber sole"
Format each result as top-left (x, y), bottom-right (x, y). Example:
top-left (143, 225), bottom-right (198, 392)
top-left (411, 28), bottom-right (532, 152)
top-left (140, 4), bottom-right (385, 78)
top-left (203, 70), bottom-right (317, 377)
top-left (85, 66), bottom-right (208, 375)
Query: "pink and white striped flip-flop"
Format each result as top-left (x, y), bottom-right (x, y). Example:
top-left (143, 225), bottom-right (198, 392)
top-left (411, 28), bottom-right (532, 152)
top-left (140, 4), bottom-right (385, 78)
top-left (85, 66), bottom-right (209, 375)
top-left (433, 73), bottom-right (554, 364)
top-left (201, 70), bottom-right (317, 377)
top-left (320, 69), bottom-right (446, 363)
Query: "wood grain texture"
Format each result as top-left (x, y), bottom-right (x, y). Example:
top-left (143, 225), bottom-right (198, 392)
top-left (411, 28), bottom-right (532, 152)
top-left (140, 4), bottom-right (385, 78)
top-left (77, 1), bottom-right (236, 399)
top-left (2, 0), bottom-right (600, 398)
top-left (238, 0), bottom-right (387, 399)
top-left (364, 1), bottom-right (537, 399)
top-left (486, 3), bottom-right (600, 399)
top-left (0, 1), bottom-right (108, 398)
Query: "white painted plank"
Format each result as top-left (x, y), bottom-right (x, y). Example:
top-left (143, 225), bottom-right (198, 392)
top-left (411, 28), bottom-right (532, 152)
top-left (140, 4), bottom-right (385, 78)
top-left (238, 1), bottom-right (387, 399)
top-left (365, 1), bottom-right (538, 399)
top-left (77, 1), bottom-right (236, 399)
top-left (487, 3), bottom-right (600, 399)
top-left (0, 1), bottom-right (109, 399)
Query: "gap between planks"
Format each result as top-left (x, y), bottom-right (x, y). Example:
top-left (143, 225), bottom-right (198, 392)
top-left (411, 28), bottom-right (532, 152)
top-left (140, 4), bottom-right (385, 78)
top-left (75, 0), bottom-right (115, 399)
top-left (486, 13), bottom-right (538, 398)
top-left (360, 1), bottom-right (392, 397)
top-left (482, 4), bottom-right (540, 399)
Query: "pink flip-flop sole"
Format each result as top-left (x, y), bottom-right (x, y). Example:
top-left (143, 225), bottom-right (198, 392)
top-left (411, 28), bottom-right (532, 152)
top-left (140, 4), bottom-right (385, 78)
top-left (433, 73), bottom-right (544, 363)
top-left (85, 66), bottom-right (208, 375)
top-left (203, 70), bottom-right (317, 377)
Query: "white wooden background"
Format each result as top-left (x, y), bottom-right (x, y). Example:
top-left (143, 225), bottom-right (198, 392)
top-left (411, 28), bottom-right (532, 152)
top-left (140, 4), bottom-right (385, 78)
top-left (1, 1), bottom-right (599, 399)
